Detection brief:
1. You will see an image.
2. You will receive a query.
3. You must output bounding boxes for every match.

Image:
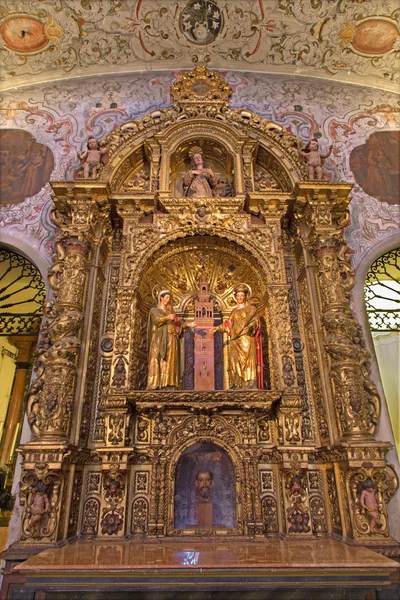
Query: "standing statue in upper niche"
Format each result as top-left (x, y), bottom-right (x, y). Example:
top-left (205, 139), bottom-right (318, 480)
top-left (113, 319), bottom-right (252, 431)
top-left (147, 290), bottom-right (195, 389)
top-left (78, 136), bottom-right (109, 179)
top-left (183, 152), bottom-right (217, 197)
top-left (210, 284), bottom-right (263, 389)
top-left (297, 139), bottom-right (332, 180)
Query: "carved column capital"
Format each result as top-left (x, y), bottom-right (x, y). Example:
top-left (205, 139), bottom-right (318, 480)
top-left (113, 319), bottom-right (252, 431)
top-left (293, 183), bottom-right (352, 245)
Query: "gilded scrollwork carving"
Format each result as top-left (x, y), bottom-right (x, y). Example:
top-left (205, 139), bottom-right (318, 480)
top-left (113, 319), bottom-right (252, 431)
top-left (107, 414), bottom-right (125, 445)
top-left (284, 470), bottom-right (311, 535)
top-left (100, 468), bottom-right (126, 537)
top-left (326, 469), bottom-right (342, 534)
top-left (134, 472), bottom-right (149, 494)
top-left (313, 240), bottom-right (354, 307)
top-left (82, 498), bottom-right (100, 535)
top-left (262, 496), bottom-right (279, 534)
top-left (132, 498), bottom-right (149, 534)
top-left (267, 286), bottom-right (297, 390)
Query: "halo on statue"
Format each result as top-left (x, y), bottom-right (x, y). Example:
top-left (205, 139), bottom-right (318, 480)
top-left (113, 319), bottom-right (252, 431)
top-left (188, 145), bottom-right (203, 159)
top-left (233, 283), bottom-right (252, 298)
top-left (158, 289), bottom-right (172, 302)
top-left (152, 286), bottom-right (173, 303)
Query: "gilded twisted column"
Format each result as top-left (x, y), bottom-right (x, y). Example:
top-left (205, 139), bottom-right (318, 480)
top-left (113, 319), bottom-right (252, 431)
top-left (293, 184), bottom-right (354, 444)
top-left (17, 184), bottom-right (112, 548)
top-left (293, 183), bottom-right (398, 552)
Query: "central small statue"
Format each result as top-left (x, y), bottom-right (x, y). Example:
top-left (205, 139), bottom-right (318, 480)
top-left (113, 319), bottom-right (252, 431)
top-left (210, 284), bottom-right (263, 389)
top-left (183, 152), bottom-right (216, 197)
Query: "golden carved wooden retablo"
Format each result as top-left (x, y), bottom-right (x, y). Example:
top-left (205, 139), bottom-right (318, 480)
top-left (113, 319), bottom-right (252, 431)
top-left (15, 68), bottom-right (398, 557)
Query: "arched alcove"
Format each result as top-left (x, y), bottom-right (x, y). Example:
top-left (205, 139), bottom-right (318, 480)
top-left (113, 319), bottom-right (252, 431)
top-left (174, 440), bottom-right (236, 531)
top-left (352, 234), bottom-right (400, 540)
top-left (133, 234), bottom-right (271, 390)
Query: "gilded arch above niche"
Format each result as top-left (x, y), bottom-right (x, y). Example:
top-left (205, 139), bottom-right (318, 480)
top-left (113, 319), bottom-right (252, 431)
top-left (137, 235), bottom-right (269, 314)
top-left (100, 68), bottom-right (306, 195)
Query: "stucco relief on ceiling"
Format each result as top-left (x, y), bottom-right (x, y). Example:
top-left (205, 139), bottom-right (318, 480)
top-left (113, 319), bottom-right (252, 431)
top-left (0, 0), bottom-right (399, 92)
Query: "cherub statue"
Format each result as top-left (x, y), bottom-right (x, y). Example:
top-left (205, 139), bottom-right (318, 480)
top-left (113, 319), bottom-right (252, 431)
top-left (78, 136), bottom-right (109, 179)
top-left (360, 478), bottom-right (382, 534)
top-left (29, 481), bottom-right (50, 538)
top-left (297, 138), bottom-right (332, 180)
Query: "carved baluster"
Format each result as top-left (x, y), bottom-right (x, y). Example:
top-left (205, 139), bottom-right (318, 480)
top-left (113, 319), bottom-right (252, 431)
top-left (243, 455), bottom-right (254, 534)
top-left (148, 454), bottom-right (159, 536)
top-left (148, 141), bottom-right (161, 192)
top-left (251, 453), bottom-right (263, 536)
top-left (156, 455), bottom-right (167, 536)
top-left (242, 142), bottom-right (257, 194)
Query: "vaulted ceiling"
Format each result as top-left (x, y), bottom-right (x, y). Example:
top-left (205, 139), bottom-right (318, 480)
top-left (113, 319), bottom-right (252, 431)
top-left (1, 0), bottom-right (399, 93)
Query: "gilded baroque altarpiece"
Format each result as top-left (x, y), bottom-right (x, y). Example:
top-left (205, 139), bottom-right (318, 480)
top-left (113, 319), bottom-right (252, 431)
top-left (15, 68), bottom-right (398, 556)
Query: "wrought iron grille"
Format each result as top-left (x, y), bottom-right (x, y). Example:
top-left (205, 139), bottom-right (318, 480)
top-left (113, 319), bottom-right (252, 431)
top-left (0, 249), bottom-right (45, 335)
top-left (364, 248), bottom-right (400, 332)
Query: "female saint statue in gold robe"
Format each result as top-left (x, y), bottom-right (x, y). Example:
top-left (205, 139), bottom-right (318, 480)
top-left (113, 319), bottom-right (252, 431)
top-left (147, 291), bottom-right (195, 390)
top-left (210, 284), bottom-right (263, 389)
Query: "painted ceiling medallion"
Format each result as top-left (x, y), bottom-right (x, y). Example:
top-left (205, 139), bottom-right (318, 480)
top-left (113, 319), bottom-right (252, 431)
top-left (0, 14), bottom-right (63, 54)
top-left (180, 0), bottom-right (223, 45)
top-left (339, 18), bottom-right (399, 56)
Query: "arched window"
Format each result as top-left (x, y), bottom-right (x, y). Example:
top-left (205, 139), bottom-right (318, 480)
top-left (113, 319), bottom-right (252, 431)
top-left (364, 248), bottom-right (400, 452)
top-left (0, 248), bottom-right (45, 515)
top-left (0, 248), bottom-right (45, 336)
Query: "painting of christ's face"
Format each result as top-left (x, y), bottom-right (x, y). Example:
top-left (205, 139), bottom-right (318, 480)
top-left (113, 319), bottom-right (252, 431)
top-left (195, 470), bottom-right (213, 499)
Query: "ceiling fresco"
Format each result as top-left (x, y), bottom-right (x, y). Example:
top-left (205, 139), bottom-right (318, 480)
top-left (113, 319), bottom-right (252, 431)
top-left (0, 0), bottom-right (399, 92)
top-left (0, 70), bottom-right (398, 267)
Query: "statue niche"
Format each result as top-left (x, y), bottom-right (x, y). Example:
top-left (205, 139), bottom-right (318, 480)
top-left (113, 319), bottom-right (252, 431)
top-left (135, 235), bottom-right (271, 391)
top-left (171, 141), bottom-right (233, 198)
top-left (174, 441), bottom-right (236, 531)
